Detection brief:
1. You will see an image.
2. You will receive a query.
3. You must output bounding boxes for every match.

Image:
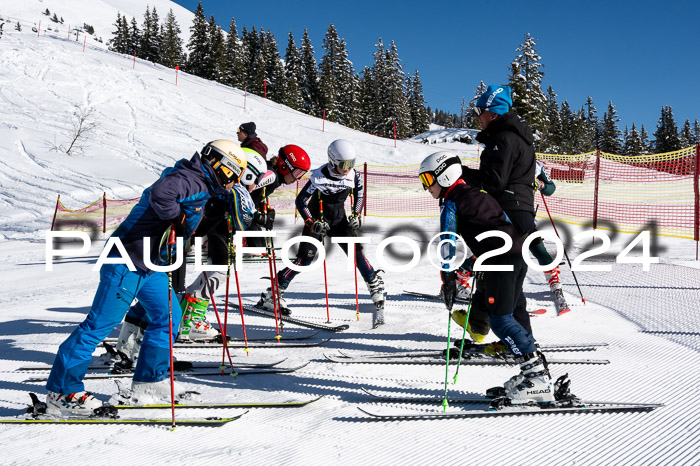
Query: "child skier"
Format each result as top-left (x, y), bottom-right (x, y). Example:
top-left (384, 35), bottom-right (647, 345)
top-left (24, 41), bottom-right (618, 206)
top-left (258, 139), bottom-right (386, 327)
top-left (419, 151), bottom-right (555, 404)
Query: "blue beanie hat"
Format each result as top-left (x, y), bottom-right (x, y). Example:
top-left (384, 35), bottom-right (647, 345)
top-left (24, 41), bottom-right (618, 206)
top-left (476, 85), bottom-right (512, 115)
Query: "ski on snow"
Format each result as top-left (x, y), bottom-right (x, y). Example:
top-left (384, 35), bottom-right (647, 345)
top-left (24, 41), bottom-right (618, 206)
top-left (25, 362), bottom-right (310, 382)
top-left (114, 394), bottom-right (325, 410)
top-left (243, 304), bottom-right (350, 332)
top-left (18, 358), bottom-right (289, 373)
top-left (101, 329), bottom-right (322, 346)
top-left (101, 338), bottom-right (330, 350)
top-left (324, 352), bottom-right (609, 366)
top-left (401, 291), bottom-right (546, 316)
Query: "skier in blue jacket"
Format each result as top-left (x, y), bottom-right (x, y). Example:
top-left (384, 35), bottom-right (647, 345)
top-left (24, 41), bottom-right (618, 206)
top-left (45, 140), bottom-right (248, 416)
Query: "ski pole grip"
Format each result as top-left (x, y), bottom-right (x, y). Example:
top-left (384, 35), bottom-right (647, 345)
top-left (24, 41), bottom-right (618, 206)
top-left (168, 228), bottom-right (176, 246)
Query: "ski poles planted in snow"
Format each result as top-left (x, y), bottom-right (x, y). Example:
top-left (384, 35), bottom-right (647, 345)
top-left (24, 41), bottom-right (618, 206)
top-left (263, 192), bottom-right (282, 339)
top-left (202, 271), bottom-right (237, 375)
top-left (319, 192), bottom-right (331, 323)
top-left (453, 272), bottom-right (479, 384)
top-left (166, 228), bottom-right (177, 429)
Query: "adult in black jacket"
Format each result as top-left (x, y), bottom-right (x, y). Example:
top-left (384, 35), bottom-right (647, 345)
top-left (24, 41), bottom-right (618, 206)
top-left (237, 122), bottom-right (268, 159)
top-left (461, 85), bottom-right (536, 336)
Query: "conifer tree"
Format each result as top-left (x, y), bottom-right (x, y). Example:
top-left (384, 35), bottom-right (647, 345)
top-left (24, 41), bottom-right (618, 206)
top-left (654, 105), bottom-right (681, 153)
top-left (319, 24), bottom-right (357, 126)
top-left (469, 81), bottom-right (487, 129)
top-left (623, 123), bottom-right (646, 155)
top-left (542, 86), bottom-right (562, 152)
top-left (599, 101), bottom-right (623, 154)
top-left (264, 29), bottom-right (287, 103)
top-left (640, 125), bottom-right (651, 154)
top-left (185, 2), bottom-right (210, 78)
top-left (160, 9), bottom-right (184, 68)
top-left (283, 31), bottom-right (304, 111)
top-left (693, 119), bottom-right (700, 145)
top-left (508, 33), bottom-right (547, 135)
top-left (108, 12), bottom-right (126, 53)
top-left (585, 96), bottom-right (601, 149)
top-left (379, 41), bottom-right (411, 138)
top-left (679, 119), bottom-right (693, 148)
top-left (15, 21), bottom-right (21, 31)
top-left (407, 70), bottom-right (430, 135)
top-left (208, 16), bottom-right (226, 82)
top-left (558, 100), bottom-right (574, 153)
top-left (140, 6), bottom-right (162, 62)
top-left (355, 66), bottom-right (374, 132)
top-left (223, 17), bottom-right (243, 88)
top-left (299, 28), bottom-right (320, 116)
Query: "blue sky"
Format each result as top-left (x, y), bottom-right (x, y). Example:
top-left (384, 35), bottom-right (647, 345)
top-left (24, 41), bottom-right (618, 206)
top-left (173, 0), bottom-right (699, 135)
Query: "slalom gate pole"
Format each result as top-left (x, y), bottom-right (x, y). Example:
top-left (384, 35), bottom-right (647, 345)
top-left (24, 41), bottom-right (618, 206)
top-left (541, 196), bottom-right (585, 304)
top-left (202, 271), bottom-right (236, 374)
top-left (350, 193), bottom-right (359, 321)
top-left (231, 233), bottom-right (250, 355)
top-left (442, 309), bottom-right (453, 412)
top-left (166, 228), bottom-right (177, 429)
top-left (319, 192), bottom-right (331, 323)
top-left (263, 192), bottom-right (281, 339)
top-left (453, 272), bottom-right (478, 384)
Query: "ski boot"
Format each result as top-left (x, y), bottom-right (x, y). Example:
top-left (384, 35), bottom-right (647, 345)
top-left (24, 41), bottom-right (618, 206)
top-left (545, 267), bottom-right (571, 316)
top-left (113, 318), bottom-right (146, 372)
top-left (45, 391), bottom-right (116, 417)
top-left (129, 378), bottom-right (201, 405)
top-left (498, 352), bottom-right (555, 406)
top-left (178, 294), bottom-right (219, 342)
top-left (365, 270), bottom-right (386, 328)
top-left (455, 269), bottom-right (472, 301)
top-left (258, 281), bottom-right (290, 315)
top-left (450, 310), bottom-right (488, 343)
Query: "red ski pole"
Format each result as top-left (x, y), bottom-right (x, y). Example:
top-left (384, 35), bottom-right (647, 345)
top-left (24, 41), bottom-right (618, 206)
top-left (166, 229), bottom-right (177, 429)
top-left (262, 191), bottom-right (281, 339)
top-left (202, 271), bottom-right (237, 375)
top-left (319, 193), bottom-right (331, 323)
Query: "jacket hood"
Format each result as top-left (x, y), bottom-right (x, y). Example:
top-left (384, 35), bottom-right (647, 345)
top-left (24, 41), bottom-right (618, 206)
top-left (180, 151), bottom-right (227, 194)
top-left (477, 112), bottom-right (534, 146)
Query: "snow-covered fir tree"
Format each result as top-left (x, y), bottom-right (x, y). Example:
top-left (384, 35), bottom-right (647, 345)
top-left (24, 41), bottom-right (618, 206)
top-left (693, 119), bottom-right (700, 145)
top-left (160, 9), bottom-right (184, 68)
top-left (407, 70), bottom-right (430, 135)
top-left (263, 29), bottom-right (287, 103)
top-left (469, 81), bottom-right (487, 129)
top-left (246, 27), bottom-right (267, 95)
top-left (585, 96), bottom-right (601, 149)
top-left (223, 17), bottom-right (243, 88)
top-left (299, 28), bottom-right (321, 116)
top-left (654, 105), bottom-right (681, 153)
top-left (372, 40), bottom-right (410, 138)
top-left (623, 123), bottom-right (646, 155)
top-left (599, 101), bottom-right (623, 154)
top-left (355, 66), bottom-right (374, 133)
top-left (508, 33), bottom-right (547, 136)
top-left (209, 17), bottom-right (227, 83)
top-left (319, 24), bottom-right (357, 127)
top-left (542, 86), bottom-right (562, 152)
top-left (639, 125), bottom-right (651, 154)
top-left (185, 2), bottom-right (210, 78)
top-left (558, 100), bottom-right (574, 153)
top-left (127, 17), bottom-right (140, 57)
top-left (283, 31), bottom-right (303, 111)
top-left (679, 119), bottom-right (693, 148)
top-left (139, 6), bottom-right (161, 63)
top-left (108, 12), bottom-right (128, 54)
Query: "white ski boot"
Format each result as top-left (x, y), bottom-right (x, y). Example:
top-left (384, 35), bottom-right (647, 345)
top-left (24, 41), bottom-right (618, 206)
top-left (130, 378), bottom-right (200, 405)
top-left (504, 352), bottom-right (555, 404)
top-left (365, 271), bottom-right (386, 328)
top-left (114, 319), bottom-right (145, 370)
top-left (46, 391), bottom-right (107, 417)
top-left (455, 269), bottom-right (472, 301)
top-left (259, 282), bottom-right (290, 315)
top-left (544, 267), bottom-right (570, 315)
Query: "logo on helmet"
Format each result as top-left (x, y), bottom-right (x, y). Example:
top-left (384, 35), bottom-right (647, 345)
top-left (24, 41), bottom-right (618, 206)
top-left (434, 162), bottom-right (448, 176)
top-left (288, 152), bottom-right (297, 162)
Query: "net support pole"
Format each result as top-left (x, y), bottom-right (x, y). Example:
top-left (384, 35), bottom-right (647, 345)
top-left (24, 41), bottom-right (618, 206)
top-left (363, 163), bottom-right (368, 218)
top-left (102, 192), bottom-right (107, 236)
top-left (50, 194), bottom-right (60, 231)
top-left (592, 149), bottom-right (601, 241)
top-left (694, 143), bottom-right (699, 260)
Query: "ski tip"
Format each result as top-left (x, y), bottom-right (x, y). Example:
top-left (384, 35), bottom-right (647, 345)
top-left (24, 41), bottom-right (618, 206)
top-left (557, 308), bottom-right (572, 316)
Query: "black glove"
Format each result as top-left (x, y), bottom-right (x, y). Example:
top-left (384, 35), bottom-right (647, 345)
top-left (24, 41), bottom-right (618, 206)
top-left (306, 218), bottom-right (330, 235)
top-left (348, 215), bottom-right (361, 232)
top-left (440, 271), bottom-right (457, 311)
top-left (168, 209), bottom-right (187, 237)
top-left (204, 198), bottom-right (227, 220)
top-left (253, 208), bottom-right (276, 230)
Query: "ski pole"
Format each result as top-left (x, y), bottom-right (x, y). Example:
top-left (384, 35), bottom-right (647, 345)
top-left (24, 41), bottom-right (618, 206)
top-left (166, 228), bottom-right (177, 429)
top-left (442, 307), bottom-right (453, 412)
top-left (319, 192), bottom-right (331, 323)
top-left (453, 271), bottom-right (478, 384)
top-left (262, 190), bottom-right (281, 339)
top-left (350, 193), bottom-right (359, 321)
top-left (202, 271), bottom-right (237, 376)
top-left (231, 233), bottom-right (250, 355)
top-left (540, 195), bottom-right (586, 304)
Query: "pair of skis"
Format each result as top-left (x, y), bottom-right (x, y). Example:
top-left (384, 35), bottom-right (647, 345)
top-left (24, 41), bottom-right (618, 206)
top-left (0, 393), bottom-right (324, 426)
top-left (402, 291), bottom-right (547, 316)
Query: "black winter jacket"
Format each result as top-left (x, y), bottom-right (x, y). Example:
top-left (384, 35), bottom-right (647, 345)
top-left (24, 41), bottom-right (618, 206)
top-left (462, 112), bottom-right (536, 212)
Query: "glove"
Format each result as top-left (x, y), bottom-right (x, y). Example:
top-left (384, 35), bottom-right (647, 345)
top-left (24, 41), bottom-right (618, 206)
top-left (305, 218), bottom-right (330, 235)
top-left (440, 271), bottom-right (457, 311)
top-left (348, 215), bottom-right (361, 231)
top-left (534, 178), bottom-right (543, 191)
top-left (168, 209), bottom-right (187, 237)
top-left (253, 208), bottom-right (276, 230)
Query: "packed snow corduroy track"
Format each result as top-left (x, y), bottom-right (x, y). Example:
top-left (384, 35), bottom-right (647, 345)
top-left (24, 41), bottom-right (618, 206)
top-left (0, 1), bottom-right (699, 464)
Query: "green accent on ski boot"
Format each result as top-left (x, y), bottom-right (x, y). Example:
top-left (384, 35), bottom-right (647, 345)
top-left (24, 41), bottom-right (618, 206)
top-left (180, 295), bottom-right (210, 336)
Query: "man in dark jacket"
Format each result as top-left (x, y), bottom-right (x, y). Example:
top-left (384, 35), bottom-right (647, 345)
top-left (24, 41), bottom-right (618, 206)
top-left (460, 85), bottom-right (537, 337)
top-left (237, 122), bottom-right (268, 159)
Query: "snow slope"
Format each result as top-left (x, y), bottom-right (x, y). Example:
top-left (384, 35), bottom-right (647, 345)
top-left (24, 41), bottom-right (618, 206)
top-left (0, 2), bottom-right (698, 465)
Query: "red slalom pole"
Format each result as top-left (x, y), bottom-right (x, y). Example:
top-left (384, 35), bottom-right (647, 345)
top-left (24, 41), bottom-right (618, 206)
top-left (83, 35), bottom-right (86, 52)
top-left (202, 271), bottom-right (236, 374)
top-left (166, 229), bottom-right (177, 429)
top-left (133, 52), bottom-right (136, 69)
top-left (175, 65), bottom-right (179, 86)
top-left (322, 109), bottom-right (325, 132)
top-left (263, 193), bottom-right (281, 339)
top-left (38, 21), bottom-right (41, 38)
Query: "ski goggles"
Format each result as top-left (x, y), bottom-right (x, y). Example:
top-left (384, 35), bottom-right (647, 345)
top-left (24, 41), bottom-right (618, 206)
top-left (419, 172), bottom-right (435, 190)
top-left (282, 156), bottom-right (307, 180)
top-left (335, 159), bottom-right (355, 170)
top-left (473, 106), bottom-right (487, 116)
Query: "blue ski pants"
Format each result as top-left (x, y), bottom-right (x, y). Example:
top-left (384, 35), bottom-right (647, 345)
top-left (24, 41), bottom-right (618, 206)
top-left (46, 263), bottom-right (181, 394)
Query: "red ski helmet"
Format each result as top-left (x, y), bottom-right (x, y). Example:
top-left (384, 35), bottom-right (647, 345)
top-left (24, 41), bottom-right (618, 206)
top-left (277, 144), bottom-right (311, 180)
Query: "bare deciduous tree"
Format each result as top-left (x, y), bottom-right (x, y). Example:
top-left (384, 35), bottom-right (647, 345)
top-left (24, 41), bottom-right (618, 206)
top-left (65, 106), bottom-right (97, 155)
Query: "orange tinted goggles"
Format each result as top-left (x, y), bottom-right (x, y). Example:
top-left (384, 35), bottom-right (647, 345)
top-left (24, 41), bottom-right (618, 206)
top-left (419, 172), bottom-right (435, 190)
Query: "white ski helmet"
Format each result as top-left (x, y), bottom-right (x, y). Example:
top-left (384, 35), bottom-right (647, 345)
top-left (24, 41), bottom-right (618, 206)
top-left (327, 139), bottom-right (356, 171)
top-left (418, 151), bottom-right (462, 190)
top-left (240, 147), bottom-right (267, 186)
top-left (201, 139), bottom-right (247, 184)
